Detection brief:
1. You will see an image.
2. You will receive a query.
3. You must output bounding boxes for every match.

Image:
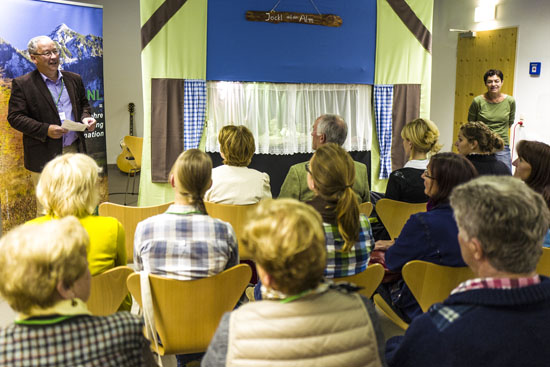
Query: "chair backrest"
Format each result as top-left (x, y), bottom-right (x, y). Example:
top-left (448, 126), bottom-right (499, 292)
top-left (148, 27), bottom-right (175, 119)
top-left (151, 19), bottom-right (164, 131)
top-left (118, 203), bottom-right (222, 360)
top-left (537, 247), bottom-right (550, 276)
top-left (87, 266), bottom-right (134, 316)
top-left (358, 202), bottom-right (373, 217)
top-left (123, 136), bottom-right (144, 168)
top-left (373, 294), bottom-right (409, 330)
top-left (98, 201), bottom-right (173, 262)
top-left (376, 198), bottom-right (427, 239)
top-left (402, 260), bottom-right (475, 313)
top-left (333, 263), bottom-right (384, 298)
top-left (127, 264), bottom-right (251, 355)
top-left (204, 201), bottom-right (258, 260)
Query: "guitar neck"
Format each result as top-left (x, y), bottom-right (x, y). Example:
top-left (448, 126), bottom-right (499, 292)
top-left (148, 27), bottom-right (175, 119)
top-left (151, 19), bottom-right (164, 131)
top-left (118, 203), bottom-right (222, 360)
top-left (128, 102), bottom-right (135, 136)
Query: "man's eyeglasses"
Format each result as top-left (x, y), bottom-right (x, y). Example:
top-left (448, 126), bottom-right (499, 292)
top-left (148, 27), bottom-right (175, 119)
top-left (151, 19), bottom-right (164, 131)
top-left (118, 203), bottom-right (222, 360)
top-left (305, 162), bottom-right (312, 174)
top-left (33, 49), bottom-right (60, 58)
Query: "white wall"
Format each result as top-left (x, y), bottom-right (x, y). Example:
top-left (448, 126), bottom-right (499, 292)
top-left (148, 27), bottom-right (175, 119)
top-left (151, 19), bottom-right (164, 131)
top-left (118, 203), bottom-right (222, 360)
top-left (79, 0), bottom-right (143, 164)
top-left (432, 0), bottom-right (550, 151)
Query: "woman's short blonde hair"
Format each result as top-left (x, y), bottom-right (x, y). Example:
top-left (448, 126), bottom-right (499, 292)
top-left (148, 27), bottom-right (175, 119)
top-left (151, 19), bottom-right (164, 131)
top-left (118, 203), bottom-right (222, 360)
top-left (37, 153), bottom-right (101, 217)
top-left (0, 217), bottom-right (89, 313)
top-left (218, 125), bottom-right (255, 166)
top-left (401, 118), bottom-right (442, 155)
top-left (241, 199), bottom-right (326, 295)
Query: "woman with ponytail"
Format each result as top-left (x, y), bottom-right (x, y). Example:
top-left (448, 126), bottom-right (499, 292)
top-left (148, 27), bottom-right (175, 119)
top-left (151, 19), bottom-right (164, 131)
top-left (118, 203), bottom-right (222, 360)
top-left (456, 121), bottom-right (510, 175)
top-left (306, 143), bottom-right (374, 278)
top-left (134, 149), bottom-right (239, 280)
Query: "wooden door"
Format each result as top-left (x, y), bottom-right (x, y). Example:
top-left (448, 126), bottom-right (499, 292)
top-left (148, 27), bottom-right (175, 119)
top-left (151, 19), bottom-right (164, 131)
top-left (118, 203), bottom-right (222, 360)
top-left (453, 27), bottom-right (517, 150)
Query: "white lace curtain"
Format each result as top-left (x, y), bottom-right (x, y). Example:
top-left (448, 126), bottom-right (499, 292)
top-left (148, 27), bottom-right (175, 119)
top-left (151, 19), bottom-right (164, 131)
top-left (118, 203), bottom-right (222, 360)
top-left (205, 81), bottom-right (372, 154)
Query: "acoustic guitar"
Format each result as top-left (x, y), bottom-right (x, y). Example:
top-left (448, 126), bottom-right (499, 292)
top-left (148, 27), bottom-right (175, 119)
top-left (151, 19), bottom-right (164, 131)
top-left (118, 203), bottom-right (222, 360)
top-left (116, 103), bottom-right (135, 173)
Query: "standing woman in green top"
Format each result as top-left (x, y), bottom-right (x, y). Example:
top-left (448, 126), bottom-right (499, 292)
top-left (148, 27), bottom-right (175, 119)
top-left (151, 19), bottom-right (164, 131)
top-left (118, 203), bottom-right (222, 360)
top-left (468, 69), bottom-right (516, 171)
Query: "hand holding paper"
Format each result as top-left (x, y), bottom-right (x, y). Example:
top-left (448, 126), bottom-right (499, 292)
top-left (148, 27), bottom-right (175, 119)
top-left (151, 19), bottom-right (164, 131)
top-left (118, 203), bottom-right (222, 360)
top-left (61, 119), bottom-right (87, 132)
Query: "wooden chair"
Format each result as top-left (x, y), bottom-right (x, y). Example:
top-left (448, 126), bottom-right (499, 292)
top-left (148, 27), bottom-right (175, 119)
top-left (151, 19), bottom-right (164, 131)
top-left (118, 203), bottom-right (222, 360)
top-left (359, 202), bottom-right (373, 217)
top-left (122, 135), bottom-right (143, 205)
top-left (373, 294), bottom-right (409, 330)
top-left (536, 247), bottom-right (550, 276)
top-left (127, 264), bottom-right (251, 355)
top-left (204, 201), bottom-right (258, 260)
top-left (87, 266), bottom-right (134, 316)
top-left (376, 198), bottom-right (427, 239)
top-left (333, 263), bottom-right (384, 298)
top-left (402, 260), bottom-right (475, 313)
top-left (98, 201), bottom-right (173, 262)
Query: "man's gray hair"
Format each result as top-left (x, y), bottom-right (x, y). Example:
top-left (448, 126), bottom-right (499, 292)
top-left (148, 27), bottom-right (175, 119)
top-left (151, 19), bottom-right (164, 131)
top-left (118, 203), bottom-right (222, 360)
top-left (450, 176), bottom-right (550, 274)
top-left (27, 36), bottom-right (54, 55)
top-left (316, 114), bottom-right (348, 146)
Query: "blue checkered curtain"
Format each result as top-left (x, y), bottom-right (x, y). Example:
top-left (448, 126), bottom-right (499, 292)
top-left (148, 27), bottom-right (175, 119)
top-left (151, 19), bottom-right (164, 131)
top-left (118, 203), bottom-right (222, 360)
top-left (374, 85), bottom-right (394, 179)
top-left (183, 79), bottom-right (207, 150)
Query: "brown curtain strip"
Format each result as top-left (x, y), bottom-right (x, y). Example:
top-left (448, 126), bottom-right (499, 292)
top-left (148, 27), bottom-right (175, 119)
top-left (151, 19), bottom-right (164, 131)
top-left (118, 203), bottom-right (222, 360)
top-left (391, 84), bottom-right (421, 171)
top-left (151, 78), bottom-right (185, 182)
top-left (386, 0), bottom-right (432, 54)
top-left (141, 0), bottom-right (188, 50)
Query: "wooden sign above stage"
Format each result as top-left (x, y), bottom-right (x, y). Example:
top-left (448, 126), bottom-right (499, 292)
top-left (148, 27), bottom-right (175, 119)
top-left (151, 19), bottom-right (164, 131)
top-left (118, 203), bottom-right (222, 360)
top-left (245, 11), bottom-right (342, 27)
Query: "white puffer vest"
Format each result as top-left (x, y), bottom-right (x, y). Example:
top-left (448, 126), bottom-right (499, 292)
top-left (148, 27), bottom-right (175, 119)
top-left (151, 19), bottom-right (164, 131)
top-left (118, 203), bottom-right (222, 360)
top-left (226, 289), bottom-right (383, 367)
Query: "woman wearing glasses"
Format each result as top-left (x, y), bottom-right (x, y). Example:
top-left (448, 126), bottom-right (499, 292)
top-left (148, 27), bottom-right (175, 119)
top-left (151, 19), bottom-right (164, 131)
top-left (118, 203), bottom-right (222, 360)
top-left (375, 153), bottom-right (478, 322)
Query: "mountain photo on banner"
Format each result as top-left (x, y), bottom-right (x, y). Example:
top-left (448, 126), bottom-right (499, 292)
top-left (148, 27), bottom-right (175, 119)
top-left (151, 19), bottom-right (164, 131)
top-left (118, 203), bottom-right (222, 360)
top-left (0, 0), bottom-right (105, 231)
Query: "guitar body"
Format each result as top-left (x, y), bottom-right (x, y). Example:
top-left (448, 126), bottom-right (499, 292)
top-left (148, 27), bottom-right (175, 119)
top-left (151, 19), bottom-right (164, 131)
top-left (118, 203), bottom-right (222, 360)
top-left (116, 140), bottom-right (134, 173)
top-left (117, 103), bottom-right (135, 173)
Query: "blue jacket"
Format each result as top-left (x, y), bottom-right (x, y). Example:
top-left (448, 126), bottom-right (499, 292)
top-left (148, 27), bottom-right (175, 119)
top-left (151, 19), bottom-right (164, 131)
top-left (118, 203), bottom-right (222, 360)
top-left (386, 276), bottom-right (550, 367)
top-left (385, 203), bottom-right (466, 319)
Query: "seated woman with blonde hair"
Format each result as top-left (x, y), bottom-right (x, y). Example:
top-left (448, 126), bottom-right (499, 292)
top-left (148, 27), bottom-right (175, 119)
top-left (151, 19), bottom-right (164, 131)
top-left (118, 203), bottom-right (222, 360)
top-left (202, 199), bottom-right (385, 367)
top-left (385, 118), bottom-right (442, 203)
top-left (27, 153), bottom-right (129, 308)
top-left (455, 121), bottom-right (510, 175)
top-left (307, 143), bottom-right (374, 278)
top-left (0, 217), bottom-right (156, 366)
top-left (205, 125), bottom-right (271, 204)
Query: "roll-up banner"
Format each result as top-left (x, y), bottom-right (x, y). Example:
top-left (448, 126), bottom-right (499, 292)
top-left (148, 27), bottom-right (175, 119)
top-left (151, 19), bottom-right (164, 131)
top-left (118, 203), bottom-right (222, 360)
top-left (0, 0), bottom-right (105, 231)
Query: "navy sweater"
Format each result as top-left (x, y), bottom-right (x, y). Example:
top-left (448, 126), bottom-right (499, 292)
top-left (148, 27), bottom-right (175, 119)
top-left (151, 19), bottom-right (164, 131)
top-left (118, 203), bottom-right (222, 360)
top-left (385, 203), bottom-right (466, 319)
top-left (386, 276), bottom-right (550, 367)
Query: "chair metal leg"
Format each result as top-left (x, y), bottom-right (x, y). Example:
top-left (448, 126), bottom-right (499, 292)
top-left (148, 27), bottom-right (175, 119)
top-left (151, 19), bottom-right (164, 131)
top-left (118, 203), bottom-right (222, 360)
top-left (124, 171), bottom-right (132, 206)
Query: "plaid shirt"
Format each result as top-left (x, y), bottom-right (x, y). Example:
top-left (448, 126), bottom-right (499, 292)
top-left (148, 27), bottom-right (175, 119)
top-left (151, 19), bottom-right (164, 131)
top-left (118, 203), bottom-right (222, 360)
top-left (0, 312), bottom-right (152, 366)
top-left (451, 275), bottom-right (541, 295)
top-left (134, 204), bottom-right (238, 280)
top-left (324, 214), bottom-right (374, 278)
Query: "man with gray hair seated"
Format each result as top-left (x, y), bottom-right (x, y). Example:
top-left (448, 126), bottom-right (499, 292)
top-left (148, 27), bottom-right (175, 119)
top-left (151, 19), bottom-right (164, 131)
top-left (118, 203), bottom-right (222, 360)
top-left (278, 114), bottom-right (370, 203)
top-left (385, 176), bottom-right (550, 367)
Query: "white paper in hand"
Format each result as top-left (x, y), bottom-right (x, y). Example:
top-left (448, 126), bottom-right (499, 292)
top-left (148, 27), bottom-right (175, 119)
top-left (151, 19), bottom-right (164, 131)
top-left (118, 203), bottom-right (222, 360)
top-left (62, 119), bottom-right (87, 132)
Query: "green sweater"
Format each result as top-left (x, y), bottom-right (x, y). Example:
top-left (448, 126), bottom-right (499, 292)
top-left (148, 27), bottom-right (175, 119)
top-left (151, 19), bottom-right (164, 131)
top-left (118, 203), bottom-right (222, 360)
top-left (468, 94), bottom-right (516, 145)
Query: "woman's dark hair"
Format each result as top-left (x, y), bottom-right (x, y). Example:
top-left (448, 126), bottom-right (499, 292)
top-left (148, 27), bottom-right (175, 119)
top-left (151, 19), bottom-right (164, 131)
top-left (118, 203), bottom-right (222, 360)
top-left (516, 140), bottom-right (550, 209)
top-left (460, 121), bottom-right (504, 153)
top-left (429, 152), bottom-right (478, 206)
top-left (483, 69), bottom-right (504, 83)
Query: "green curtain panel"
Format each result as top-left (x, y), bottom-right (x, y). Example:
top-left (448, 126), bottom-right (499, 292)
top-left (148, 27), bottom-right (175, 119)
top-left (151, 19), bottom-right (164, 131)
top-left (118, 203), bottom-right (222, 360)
top-left (139, 0), bottom-right (207, 206)
top-left (372, 0), bottom-right (433, 193)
